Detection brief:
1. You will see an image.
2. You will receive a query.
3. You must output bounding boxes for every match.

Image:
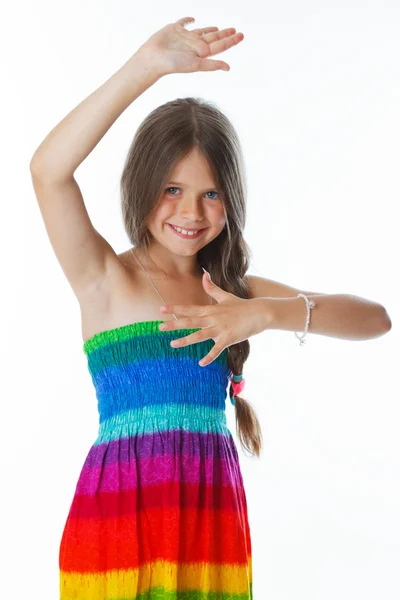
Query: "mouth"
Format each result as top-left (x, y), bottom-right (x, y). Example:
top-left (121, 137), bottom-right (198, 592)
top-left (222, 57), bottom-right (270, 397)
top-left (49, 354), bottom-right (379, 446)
top-left (167, 223), bottom-right (208, 239)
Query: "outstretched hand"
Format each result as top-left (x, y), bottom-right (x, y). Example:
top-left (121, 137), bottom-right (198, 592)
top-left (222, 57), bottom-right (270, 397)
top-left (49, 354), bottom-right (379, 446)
top-left (136, 16), bottom-right (244, 77)
top-left (158, 271), bottom-right (271, 367)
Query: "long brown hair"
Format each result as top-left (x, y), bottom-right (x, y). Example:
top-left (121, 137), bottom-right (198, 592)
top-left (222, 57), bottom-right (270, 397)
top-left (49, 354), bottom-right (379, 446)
top-left (120, 97), bottom-right (263, 458)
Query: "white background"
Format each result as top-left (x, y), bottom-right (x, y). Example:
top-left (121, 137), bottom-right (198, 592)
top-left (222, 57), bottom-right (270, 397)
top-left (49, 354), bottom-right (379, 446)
top-left (2, 1), bottom-right (399, 598)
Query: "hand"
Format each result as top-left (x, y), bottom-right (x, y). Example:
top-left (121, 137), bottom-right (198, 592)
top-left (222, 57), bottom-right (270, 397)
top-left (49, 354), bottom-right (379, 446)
top-left (158, 271), bottom-right (272, 367)
top-left (136, 16), bottom-right (244, 78)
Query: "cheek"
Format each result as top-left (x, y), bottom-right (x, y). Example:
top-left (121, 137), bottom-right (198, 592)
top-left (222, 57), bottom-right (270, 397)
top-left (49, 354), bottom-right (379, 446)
top-left (148, 200), bottom-right (171, 223)
top-left (211, 207), bottom-right (226, 228)
top-left (218, 213), bottom-right (226, 227)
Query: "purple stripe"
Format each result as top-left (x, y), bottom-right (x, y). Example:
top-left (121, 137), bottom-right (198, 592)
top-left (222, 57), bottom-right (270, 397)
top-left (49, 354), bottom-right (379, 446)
top-left (87, 430), bottom-right (237, 465)
top-left (75, 452), bottom-right (244, 496)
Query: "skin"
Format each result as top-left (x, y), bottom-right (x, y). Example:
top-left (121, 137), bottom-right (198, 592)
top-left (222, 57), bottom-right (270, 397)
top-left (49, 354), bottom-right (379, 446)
top-left (139, 146), bottom-right (227, 278)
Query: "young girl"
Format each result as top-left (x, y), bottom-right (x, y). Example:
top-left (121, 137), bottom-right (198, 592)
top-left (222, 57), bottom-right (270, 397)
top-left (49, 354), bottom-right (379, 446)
top-left (30, 16), bottom-right (391, 600)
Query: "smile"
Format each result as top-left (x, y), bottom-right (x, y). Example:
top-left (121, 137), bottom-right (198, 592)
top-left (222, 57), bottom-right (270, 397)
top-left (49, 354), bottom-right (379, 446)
top-left (167, 223), bottom-right (208, 239)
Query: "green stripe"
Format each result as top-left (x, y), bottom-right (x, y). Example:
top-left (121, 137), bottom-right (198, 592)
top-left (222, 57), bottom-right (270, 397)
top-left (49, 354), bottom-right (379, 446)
top-left (83, 320), bottom-right (211, 355)
top-left (84, 320), bottom-right (168, 354)
top-left (131, 585), bottom-right (253, 599)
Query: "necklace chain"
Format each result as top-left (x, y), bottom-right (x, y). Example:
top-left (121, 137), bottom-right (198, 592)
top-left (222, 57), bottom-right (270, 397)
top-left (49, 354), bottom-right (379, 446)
top-left (130, 248), bottom-right (212, 322)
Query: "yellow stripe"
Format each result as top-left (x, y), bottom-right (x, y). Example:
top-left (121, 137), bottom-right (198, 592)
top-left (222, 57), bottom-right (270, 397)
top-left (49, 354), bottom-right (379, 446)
top-left (61, 557), bottom-right (252, 599)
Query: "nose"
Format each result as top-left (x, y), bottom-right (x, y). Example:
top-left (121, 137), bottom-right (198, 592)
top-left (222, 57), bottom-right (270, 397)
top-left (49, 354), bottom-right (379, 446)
top-left (176, 195), bottom-right (205, 221)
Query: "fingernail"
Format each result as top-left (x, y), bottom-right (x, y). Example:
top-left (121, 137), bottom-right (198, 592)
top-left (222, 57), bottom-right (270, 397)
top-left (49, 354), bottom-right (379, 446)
top-left (201, 267), bottom-right (211, 281)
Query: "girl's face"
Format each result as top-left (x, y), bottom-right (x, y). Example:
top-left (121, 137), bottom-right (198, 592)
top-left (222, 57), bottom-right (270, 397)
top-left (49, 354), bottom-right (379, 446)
top-left (147, 148), bottom-right (226, 257)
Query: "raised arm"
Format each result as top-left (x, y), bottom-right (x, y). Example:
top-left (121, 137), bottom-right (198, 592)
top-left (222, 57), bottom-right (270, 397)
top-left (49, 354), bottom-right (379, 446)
top-left (29, 52), bottom-right (161, 301)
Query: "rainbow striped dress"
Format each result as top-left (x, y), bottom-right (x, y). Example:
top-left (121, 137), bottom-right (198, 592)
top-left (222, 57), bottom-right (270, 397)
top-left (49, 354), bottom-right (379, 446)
top-left (59, 320), bottom-right (253, 599)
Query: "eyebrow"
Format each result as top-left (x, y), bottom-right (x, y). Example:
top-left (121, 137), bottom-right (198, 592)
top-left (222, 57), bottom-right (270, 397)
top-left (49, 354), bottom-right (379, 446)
top-left (167, 181), bottom-right (218, 189)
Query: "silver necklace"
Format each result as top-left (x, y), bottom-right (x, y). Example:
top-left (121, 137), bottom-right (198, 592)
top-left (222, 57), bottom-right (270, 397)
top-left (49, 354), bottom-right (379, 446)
top-left (130, 248), bottom-right (212, 321)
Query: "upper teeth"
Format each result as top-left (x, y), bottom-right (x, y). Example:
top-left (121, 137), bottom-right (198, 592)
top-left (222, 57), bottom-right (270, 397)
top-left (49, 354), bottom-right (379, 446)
top-left (172, 225), bottom-right (200, 236)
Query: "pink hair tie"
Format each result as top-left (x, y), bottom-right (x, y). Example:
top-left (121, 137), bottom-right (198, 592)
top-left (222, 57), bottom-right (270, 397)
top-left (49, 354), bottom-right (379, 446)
top-left (230, 373), bottom-right (245, 405)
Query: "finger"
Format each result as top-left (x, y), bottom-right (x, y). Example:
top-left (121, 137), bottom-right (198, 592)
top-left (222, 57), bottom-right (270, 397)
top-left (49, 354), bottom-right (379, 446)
top-left (201, 27), bottom-right (237, 43)
top-left (207, 31), bottom-right (244, 57)
top-left (199, 345), bottom-right (225, 367)
top-left (159, 316), bottom-right (208, 331)
top-left (176, 16), bottom-right (195, 27)
top-left (192, 26), bottom-right (220, 36)
top-left (181, 27), bottom-right (238, 57)
top-left (197, 58), bottom-right (230, 72)
top-left (170, 330), bottom-right (210, 348)
top-left (175, 317), bottom-right (214, 333)
top-left (199, 354), bottom-right (213, 367)
top-left (160, 304), bottom-right (207, 317)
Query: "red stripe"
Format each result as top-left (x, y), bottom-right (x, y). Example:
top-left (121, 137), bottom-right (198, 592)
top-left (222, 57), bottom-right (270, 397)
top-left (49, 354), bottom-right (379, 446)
top-left (69, 481), bottom-right (244, 518)
top-left (60, 506), bottom-right (252, 572)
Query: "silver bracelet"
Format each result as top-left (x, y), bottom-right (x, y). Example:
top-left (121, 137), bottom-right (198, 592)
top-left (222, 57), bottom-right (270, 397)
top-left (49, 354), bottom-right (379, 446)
top-left (295, 293), bottom-right (316, 346)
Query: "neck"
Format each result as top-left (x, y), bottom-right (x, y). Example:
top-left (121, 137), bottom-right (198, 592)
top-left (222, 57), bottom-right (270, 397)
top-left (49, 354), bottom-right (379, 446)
top-left (133, 245), bottom-right (203, 279)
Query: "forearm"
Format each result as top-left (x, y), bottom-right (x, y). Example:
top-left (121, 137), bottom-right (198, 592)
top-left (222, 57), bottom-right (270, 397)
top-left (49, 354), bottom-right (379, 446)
top-left (264, 294), bottom-right (392, 341)
top-left (29, 51), bottom-right (161, 181)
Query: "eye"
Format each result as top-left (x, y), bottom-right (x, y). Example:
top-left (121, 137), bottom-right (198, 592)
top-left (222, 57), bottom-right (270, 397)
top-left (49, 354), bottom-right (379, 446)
top-left (165, 187), bottom-right (219, 199)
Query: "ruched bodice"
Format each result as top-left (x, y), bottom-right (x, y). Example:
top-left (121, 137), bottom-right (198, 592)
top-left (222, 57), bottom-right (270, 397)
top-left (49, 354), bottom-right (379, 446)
top-left (84, 320), bottom-right (231, 419)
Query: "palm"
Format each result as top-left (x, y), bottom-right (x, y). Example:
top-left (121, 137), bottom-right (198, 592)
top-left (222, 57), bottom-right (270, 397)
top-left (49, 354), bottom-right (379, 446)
top-left (139, 16), bottom-right (244, 75)
top-left (163, 41), bottom-right (207, 74)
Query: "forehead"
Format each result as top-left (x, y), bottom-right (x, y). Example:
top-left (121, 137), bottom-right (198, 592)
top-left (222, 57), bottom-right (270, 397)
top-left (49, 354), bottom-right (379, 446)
top-left (169, 148), bottom-right (216, 185)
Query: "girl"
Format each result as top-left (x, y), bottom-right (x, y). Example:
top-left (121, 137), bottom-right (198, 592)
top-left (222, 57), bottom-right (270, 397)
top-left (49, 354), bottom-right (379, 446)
top-left (30, 16), bottom-right (391, 600)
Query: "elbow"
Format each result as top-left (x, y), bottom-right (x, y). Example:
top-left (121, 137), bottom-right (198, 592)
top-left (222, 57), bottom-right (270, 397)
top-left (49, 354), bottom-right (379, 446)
top-left (380, 307), bottom-right (392, 333)
top-left (29, 155), bottom-right (44, 178)
top-left (383, 317), bottom-right (392, 332)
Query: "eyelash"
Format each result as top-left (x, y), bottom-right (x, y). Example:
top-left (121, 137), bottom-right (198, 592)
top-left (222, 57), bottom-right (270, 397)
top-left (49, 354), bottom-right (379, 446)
top-left (165, 187), bottom-right (219, 199)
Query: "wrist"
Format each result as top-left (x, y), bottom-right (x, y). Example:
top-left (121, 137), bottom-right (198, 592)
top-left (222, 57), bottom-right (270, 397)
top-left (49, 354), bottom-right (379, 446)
top-left (265, 296), bottom-right (310, 332)
top-left (256, 297), bottom-right (276, 331)
top-left (120, 51), bottom-right (164, 95)
top-left (129, 49), bottom-right (166, 82)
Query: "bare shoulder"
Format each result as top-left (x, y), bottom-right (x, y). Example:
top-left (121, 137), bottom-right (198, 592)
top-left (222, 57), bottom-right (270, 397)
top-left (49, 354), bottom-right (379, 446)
top-left (246, 273), bottom-right (325, 299)
top-left (79, 248), bottom-right (134, 305)
top-left (79, 248), bottom-right (142, 342)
